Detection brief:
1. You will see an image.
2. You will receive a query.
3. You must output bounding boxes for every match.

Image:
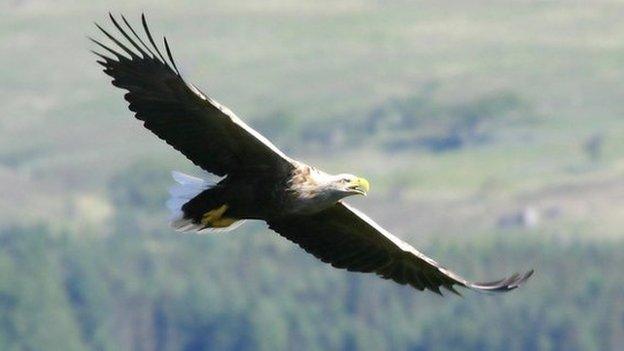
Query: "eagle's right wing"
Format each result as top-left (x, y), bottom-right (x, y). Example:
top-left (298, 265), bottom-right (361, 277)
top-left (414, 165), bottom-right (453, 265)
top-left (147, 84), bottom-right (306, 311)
top-left (268, 202), bottom-right (533, 295)
top-left (92, 14), bottom-right (294, 177)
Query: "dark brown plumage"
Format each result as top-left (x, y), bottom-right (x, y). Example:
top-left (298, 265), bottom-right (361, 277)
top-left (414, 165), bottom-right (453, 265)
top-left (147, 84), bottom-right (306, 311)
top-left (269, 203), bottom-right (533, 295)
top-left (92, 14), bottom-right (533, 296)
top-left (91, 14), bottom-right (293, 178)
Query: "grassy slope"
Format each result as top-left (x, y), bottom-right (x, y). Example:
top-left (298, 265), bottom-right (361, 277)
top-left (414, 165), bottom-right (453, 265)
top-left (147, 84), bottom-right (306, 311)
top-left (1, 0), bottom-right (624, 237)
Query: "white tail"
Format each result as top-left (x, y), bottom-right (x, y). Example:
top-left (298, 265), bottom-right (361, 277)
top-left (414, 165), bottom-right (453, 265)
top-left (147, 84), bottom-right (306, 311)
top-left (167, 171), bottom-right (246, 233)
top-left (167, 171), bottom-right (210, 231)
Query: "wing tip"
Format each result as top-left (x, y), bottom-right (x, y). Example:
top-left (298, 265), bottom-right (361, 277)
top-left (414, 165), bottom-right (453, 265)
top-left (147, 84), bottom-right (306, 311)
top-left (469, 269), bottom-right (534, 293)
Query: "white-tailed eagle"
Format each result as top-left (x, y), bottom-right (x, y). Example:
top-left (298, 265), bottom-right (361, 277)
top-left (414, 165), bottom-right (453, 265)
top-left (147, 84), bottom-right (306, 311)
top-left (92, 14), bottom-right (533, 295)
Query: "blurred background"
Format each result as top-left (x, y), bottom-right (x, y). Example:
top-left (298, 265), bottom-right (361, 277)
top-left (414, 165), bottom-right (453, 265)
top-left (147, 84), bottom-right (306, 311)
top-left (2, 0), bottom-right (624, 350)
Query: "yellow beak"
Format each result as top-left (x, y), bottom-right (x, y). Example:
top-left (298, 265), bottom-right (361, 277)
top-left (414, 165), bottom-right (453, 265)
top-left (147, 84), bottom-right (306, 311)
top-left (351, 177), bottom-right (370, 195)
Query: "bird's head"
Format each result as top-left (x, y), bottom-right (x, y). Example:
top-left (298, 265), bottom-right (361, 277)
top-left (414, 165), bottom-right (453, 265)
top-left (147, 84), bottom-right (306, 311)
top-left (296, 167), bottom-right (371, 206)
top-left (326, 173), bottom-right (370, 197)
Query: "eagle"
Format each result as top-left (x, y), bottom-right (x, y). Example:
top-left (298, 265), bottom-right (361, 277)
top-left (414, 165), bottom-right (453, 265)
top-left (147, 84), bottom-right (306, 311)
top-left (92, 14), bottom-right (533, 295)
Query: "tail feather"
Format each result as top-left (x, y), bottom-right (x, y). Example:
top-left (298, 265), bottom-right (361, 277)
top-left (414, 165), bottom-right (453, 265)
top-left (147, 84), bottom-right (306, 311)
top-left (167, 171), bottom-right (245, 233)
top-left (167, 171), bottom-right (211, 231)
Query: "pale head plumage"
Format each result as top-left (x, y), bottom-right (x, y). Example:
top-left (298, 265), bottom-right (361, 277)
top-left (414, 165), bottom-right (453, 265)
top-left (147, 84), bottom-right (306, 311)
top-left (286, 166), bottom-right (370, 214)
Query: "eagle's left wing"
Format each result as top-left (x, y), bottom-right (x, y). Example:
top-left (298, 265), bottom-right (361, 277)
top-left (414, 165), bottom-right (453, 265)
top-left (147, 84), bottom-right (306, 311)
top-left (268, 202), bottom-right (533, 295)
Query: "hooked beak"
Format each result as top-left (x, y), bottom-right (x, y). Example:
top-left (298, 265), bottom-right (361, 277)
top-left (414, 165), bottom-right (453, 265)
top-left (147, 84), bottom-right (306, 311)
top-left (348, 177), bottom-right (370, 196)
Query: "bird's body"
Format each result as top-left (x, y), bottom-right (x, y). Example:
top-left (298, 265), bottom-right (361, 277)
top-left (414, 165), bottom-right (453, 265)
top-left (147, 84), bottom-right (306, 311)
top-left (171, 161), bottom-right (369, 230)
top-left (92, 14), bottom-right (533, 295)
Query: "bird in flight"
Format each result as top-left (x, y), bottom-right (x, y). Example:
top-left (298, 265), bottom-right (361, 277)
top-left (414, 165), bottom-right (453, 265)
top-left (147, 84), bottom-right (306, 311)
top-left (92, 14), bottom-right (533, 295)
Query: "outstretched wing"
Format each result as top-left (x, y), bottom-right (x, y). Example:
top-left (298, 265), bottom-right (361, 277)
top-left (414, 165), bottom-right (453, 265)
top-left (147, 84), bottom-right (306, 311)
top-left (91, 14), bottom-right (294, 177)
top-left (268, 202), bottom-right (533, 295)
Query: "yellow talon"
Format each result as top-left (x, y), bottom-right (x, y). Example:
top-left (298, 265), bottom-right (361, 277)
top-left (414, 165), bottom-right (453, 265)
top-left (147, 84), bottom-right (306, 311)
top-left (212, 217), bottom-right (237, 227)
top-left (201, 204), bottom-right (237, 228)
top-left (201, 204), bottom-right (229, 225)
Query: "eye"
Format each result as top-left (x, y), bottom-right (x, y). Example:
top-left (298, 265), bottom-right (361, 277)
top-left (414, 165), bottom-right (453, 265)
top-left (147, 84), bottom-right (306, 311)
top-left (341, 178), bottom-right (350, 183)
